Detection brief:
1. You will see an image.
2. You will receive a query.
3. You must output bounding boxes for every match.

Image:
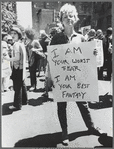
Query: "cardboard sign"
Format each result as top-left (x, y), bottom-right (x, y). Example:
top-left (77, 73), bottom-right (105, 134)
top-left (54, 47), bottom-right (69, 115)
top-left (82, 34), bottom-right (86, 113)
top-left (95, 39), bottom-right (104, 67)
top-left (47, 41), bottom-right (99, 102)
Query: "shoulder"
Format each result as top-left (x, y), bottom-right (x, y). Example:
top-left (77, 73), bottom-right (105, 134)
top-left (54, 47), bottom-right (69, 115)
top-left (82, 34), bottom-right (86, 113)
top-left (75, 33), bottom-right (85, 42)
top-left (32, 39), bottom-right (39, 44)
top-left (50, 32), bottom-right (68, 45)
top-left (32, 39), bottom-right (41, 46)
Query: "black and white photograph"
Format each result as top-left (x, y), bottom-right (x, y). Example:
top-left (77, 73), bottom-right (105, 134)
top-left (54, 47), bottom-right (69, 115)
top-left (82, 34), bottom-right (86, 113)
top-left (1, 0), bottom-right (113, 148)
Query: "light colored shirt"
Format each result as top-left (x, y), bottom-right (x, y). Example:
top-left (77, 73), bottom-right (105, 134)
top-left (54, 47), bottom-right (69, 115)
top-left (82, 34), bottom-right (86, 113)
top-left (13, 41), bottom-right (26, 80)
top-left (13, 41), bottom-right (23, 69)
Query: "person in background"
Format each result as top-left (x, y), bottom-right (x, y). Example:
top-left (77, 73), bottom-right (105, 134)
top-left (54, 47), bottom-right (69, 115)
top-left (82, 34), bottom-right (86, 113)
top-left (86, 29), bottom-right (96, 41)
top-left (103, 27), bottom-right (112, 81)
top-left (42, 24), bottom-right (63, 97)
top-left (25, 28), bottom-right (45, 91)
top-left (7, 34), bottom-right (14, 90)
top-left (2, 32), bottom-right (12, 92)
top-left (49, 3), bottom-right (107, 145)
top-left (1, 41), bottom-right (12, 92)
top-left (38, 30), bottom-right (50, 75)
top-left (95, 29), bottom-right (105, 80)
top-left (3, 26), bottom-right (28, 110)
top-left (95, 29), bottom-right (104, 40)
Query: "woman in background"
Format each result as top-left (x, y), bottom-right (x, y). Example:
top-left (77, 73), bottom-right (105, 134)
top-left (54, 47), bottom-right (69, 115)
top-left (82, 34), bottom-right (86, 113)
top-left (25, 28), bottom-right (44, 91)
top-left (1, 41), bottom-right (11, 92)
top-left (3, 26), bottom-right (28, 110)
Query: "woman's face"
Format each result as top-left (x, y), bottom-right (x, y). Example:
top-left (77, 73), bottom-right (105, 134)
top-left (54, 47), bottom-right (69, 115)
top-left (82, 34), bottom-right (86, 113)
top-left (10, 31), bottom-right (19, 42)
top-left (61, 12), bottom-right (76, 28)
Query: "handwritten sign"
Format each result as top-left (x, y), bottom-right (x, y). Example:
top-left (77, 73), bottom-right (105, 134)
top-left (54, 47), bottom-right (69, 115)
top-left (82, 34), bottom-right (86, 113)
top-left (47, 41), bottom-right (99, 102)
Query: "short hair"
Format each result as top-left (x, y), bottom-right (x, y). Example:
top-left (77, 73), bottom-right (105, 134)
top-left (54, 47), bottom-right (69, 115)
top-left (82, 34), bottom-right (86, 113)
top-left (107, 27), bottom-right (112, 35)
top-left (25, 28), bottom-right (35, 40)
top-left (88, 29), bottom-right (96, 37)
top-left (96, 29), bottom-right (102, 33)
top-left (59, 3), bottom-right (79, 22)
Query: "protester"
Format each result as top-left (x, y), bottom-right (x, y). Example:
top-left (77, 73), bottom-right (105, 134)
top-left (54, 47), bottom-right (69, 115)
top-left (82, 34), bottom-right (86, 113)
top-left (95, 29), bottom-right (105, 80)
top-left (95, 29), bottom-right (104, 40)
top-left (2, 32), bottom-right (12, 92)
top-left (7, 34), bottom-right (14, 90)
top-left (1, 41), bottom-right (12, 92)
top-left (39, 30), bottom-right (50, 75)
top-left (7, 34), bottom-right (13, 57)
top-left (3, 26), bottom-right (28, 110)
top-left (25, 28), bottom-right (45, 91)
top-left (47, 3), bottom-right (107, 145)
top-left (86, 29), bottom-right (96, 41)
top-left (103, 27), bottom-right (112, 81)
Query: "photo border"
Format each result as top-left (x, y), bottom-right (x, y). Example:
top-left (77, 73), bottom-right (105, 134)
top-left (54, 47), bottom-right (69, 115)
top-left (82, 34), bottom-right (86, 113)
top-left (0, 0), bottom-right (113, 149)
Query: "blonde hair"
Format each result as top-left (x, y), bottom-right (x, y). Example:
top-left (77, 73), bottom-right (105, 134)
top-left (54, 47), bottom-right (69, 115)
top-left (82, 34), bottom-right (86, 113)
top-left (59, 3), bottom-right (79, 22)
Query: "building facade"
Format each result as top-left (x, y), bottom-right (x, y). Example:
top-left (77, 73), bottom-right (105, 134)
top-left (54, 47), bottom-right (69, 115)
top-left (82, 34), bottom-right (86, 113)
top-left (31, 1), bottom-right (112, 36)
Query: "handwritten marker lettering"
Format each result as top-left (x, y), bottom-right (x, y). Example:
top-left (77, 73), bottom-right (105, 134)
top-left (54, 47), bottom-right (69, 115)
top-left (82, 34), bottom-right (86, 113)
top-left (65, 47), bottom-right (82, 55)
top-left (47, 41), bottom-right (99, 102)
top-left (72, 58), bottom-right (90, 63)
top-left (58, 84), bottom-right (72, 90)
top-left (61, 65), bottom-right (81, 71)
top-left (62, 91), bottom-right (86, 99)
top-left (52, 59), bottom-right (69, 66)
top-left (54, 75), bottom-right (60, 83)
top-left (51, 48), bottom-right (59, 58)
top-left (65, 75), bottom-right (76, 81)
top-left (77, 83), bottom-right (90, 89)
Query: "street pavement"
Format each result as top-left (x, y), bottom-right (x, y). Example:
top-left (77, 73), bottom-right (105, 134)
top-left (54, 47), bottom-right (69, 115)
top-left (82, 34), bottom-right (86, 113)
top-left (1, 66), bottom-right (113, 148)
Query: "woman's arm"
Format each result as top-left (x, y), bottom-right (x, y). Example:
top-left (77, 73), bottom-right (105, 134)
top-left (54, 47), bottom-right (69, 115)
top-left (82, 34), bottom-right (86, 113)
top-left (32, 40), bottom-right (43, 52)
top-left (31, 40), bottom-right (46, 58)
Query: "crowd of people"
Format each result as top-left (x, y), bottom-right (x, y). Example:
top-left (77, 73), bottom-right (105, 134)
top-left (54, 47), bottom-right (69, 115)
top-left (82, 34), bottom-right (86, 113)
top-left (2, 3), bottom-right (112, 146)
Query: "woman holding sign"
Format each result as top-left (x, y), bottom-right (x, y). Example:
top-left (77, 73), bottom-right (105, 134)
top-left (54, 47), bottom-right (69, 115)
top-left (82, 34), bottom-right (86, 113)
top-left (49, 3), bottom-right (107, 145)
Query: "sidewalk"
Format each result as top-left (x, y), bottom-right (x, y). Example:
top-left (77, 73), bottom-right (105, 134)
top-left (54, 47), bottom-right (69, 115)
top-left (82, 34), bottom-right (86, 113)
top-left (1, 69), bottom-right (113, 148)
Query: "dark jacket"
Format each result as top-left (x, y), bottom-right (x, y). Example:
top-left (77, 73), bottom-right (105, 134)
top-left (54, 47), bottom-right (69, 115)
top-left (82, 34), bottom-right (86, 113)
top-left (50, 31), bottom-right (85, 45)
top-left (103, 35), bottom-right (112, 61)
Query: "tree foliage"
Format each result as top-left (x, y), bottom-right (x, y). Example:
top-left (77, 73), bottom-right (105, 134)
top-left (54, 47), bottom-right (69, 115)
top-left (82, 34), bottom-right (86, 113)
top-left (1, 2), bottom-right (17, 32)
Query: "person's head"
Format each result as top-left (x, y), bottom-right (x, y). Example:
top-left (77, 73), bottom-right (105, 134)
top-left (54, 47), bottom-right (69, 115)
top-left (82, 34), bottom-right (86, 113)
top-left (59, 3), bottom-right (79, 28)
top-left (25, 28), bottom-right (35, 41)
top-left (96, 29), bottom-right (103, 36)
top-left (96, 29), bottom-right (104, 40)
top-left (49, 27), bottom-right (59, 37)
top-left (7, 34), bottom-right (13, 45)
top-left (10, 26), bottom-right (22, 42)
top-left (39, 30), bottom-right (48, 39)
top-left (106, 27), bottom-right (112, 36)
top-left (87, 29), bottom-right (96, 38)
